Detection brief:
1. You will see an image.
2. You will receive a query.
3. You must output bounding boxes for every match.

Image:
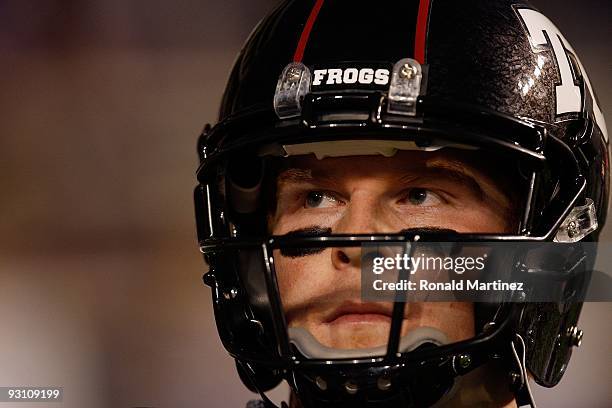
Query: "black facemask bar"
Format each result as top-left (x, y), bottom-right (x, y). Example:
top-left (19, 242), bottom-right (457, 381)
top-left (202, 231), bottom-right (597, 408)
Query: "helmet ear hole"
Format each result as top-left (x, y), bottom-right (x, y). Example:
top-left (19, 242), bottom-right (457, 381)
top-left (227, 155), bottom-right (265, 214)
top-left (236, 360), bottom-right (283, 393)
top-left (229, 154), bottom-right (264, 189)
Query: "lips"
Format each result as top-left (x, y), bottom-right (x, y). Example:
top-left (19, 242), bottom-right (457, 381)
top-left (324, 302), bottom-right (394, 325)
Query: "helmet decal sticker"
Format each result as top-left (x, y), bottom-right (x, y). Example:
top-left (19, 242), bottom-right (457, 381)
top-left (516, 8), bottom-right (607, 142)
top-left (293, 0), bottom-right (325, 62)
top-left (311, 67), bottom-right (390, 86)
top-left (516, 8), bottom-right (581, 116)
top-left (414, 0), bottom-right (431, 63)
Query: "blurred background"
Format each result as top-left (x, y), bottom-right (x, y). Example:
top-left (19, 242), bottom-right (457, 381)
top-left (0, 1), bottom-right (610, 407)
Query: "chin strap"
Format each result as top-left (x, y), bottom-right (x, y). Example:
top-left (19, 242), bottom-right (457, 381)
top-left (246, 400), bottom-right (288, 408)
top-left (239, 361), bottom-right (288, 408)
top-left (510, 334), bottom-right (537, 408)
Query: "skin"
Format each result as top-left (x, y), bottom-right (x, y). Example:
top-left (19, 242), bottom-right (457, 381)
top-left (268, 149), bottom-right (518, 407)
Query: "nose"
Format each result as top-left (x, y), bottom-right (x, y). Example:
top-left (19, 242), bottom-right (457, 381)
top-left (331, 198), bottom-right (394, 271)
top-left (331, 245), bottom-right (361, 270)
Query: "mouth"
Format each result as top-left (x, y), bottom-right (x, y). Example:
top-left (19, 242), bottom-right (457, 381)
top-left (324, 302), bottom-right (394, 326)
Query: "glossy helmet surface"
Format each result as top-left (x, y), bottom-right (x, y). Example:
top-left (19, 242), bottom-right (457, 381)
top-left (194, 1), bottom-right (608, 407)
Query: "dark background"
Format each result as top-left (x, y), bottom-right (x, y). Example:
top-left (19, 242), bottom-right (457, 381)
top-left (0, 1), bottom-right (610, 407)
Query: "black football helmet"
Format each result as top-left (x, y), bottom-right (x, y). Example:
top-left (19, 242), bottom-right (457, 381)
top-left (194, 1), bottom-right (609, 407)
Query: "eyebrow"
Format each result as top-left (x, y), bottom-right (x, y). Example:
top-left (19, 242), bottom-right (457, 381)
top-left (277, 163), bottom-right (485, 200)
top-left (419, 163), bottom-right (485, 201)
top-left (276, 168), bottom-right (338, 187)
top-left (276, 168), bottom-right (314, 184)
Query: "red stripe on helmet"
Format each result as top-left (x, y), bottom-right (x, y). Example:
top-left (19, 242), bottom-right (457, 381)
top-left (293, 0), bottom-right (325, 62)
top-left (414, 0), bottom-right (431, 64)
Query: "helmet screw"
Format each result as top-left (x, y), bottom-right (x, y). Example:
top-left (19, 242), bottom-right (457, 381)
top-left (288, 67), bottom-right (301, 81)
top-left (458, 354), bottom-right (472, 369)
top-left (230, 223), bottom-right (238, 237)
top-left (377, 376), bottom-right (392, 391)
top-left (344, 381), bottom-right (359, 395)
top-left (202, 271), bottom-right (216, 287)
top-left (223, 288), bottom-right (238, 300)
top-left (567, 326), bottom-right (583, 347)
top-left (567, 220), bottom-right (578, 238)
top-left (315, 376), bottom-right (327, 391)
top-left (400, 64), bottom-right (416, 79)
top-left (573, 329), bottom-right (584, 347)
top-left (509, 371), bottom-right (522, 386)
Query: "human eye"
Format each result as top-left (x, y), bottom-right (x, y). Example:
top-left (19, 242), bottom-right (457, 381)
top-left (400, 188), bottom-right (444, 207)
top-left (304, 191), bottom-right (342, 209)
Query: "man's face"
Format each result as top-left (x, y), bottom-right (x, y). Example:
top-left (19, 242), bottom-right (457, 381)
top-left (268, 149), bottom-right (515, 350)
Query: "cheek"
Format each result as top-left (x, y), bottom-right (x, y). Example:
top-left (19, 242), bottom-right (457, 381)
top-left (455, 206), bottom-right (512, 233)
top-left (274, 250), bottom-right (332, 306)
top-left (275, 255), bottom-right (309, 291)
